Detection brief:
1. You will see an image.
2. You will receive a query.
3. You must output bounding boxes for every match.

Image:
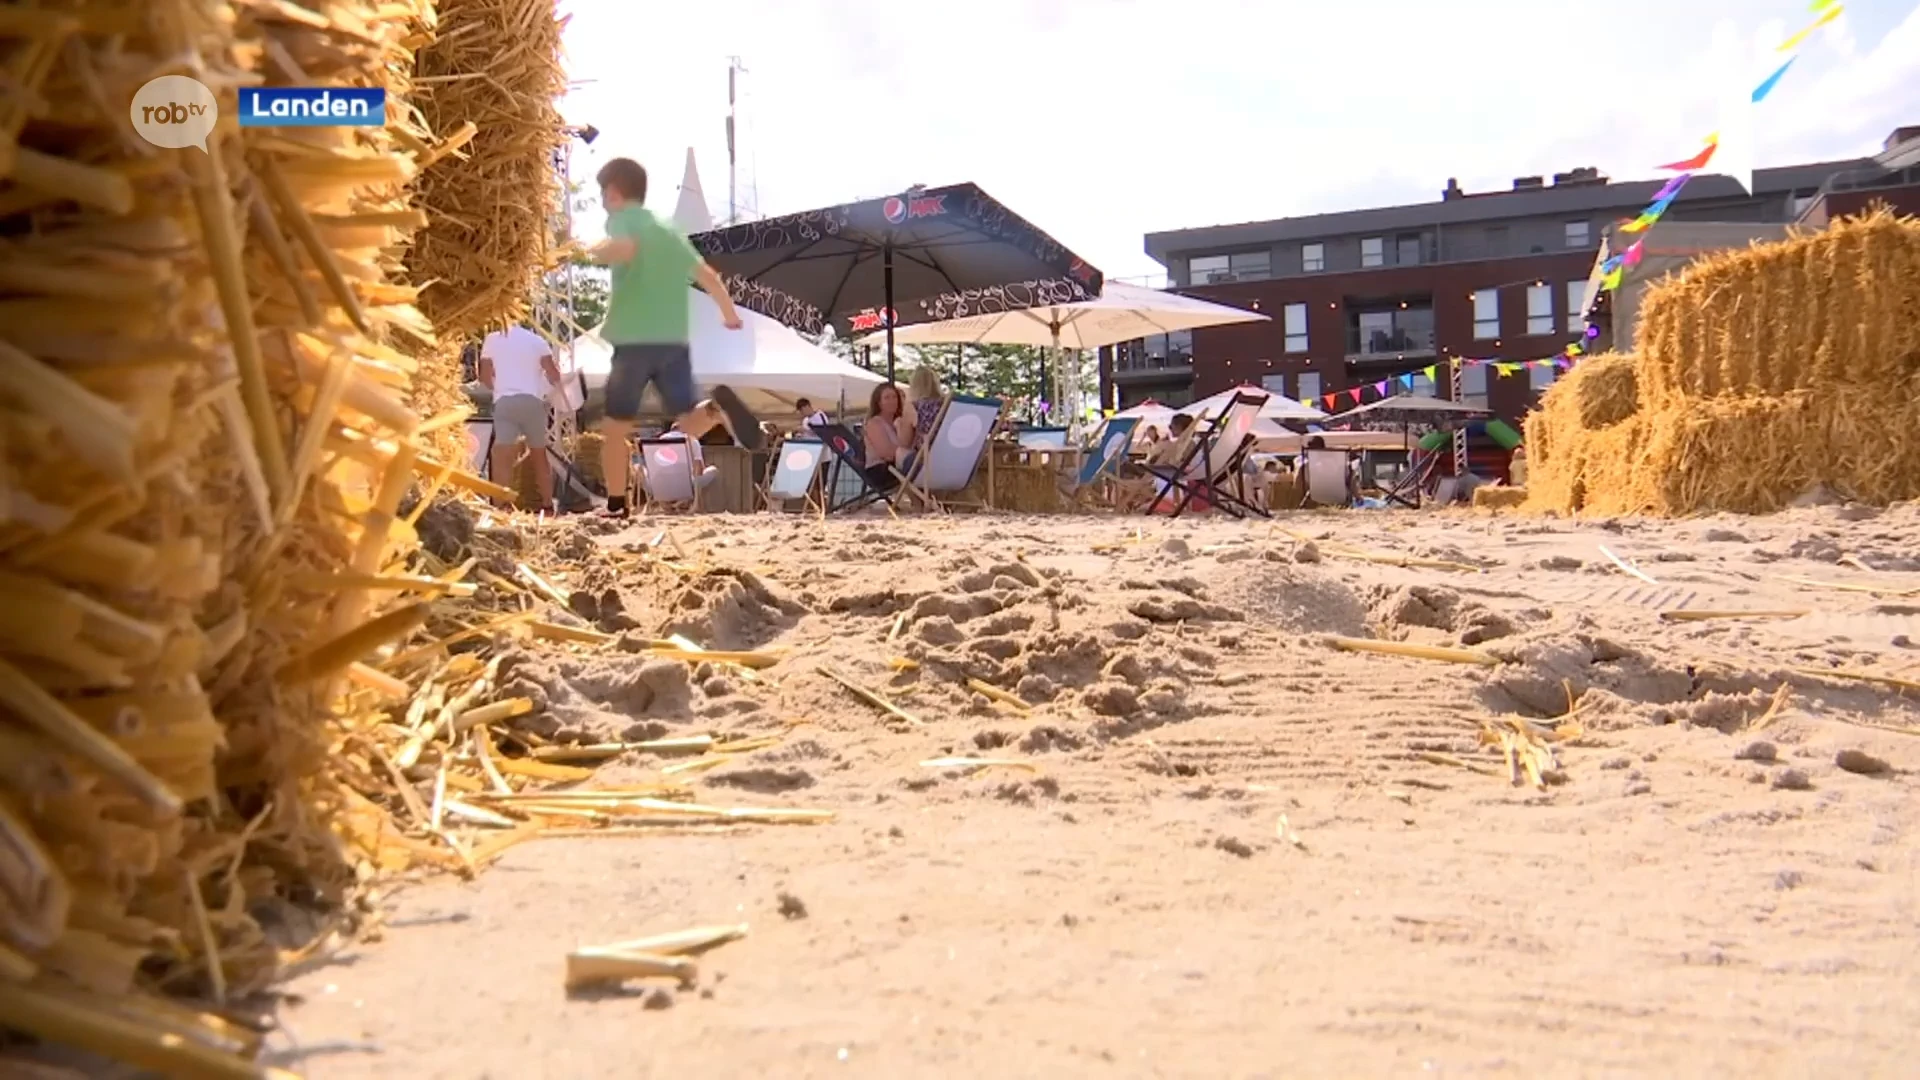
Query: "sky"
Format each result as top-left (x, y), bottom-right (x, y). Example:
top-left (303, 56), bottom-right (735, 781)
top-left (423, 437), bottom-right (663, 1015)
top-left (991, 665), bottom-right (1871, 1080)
top-left (557, 0), bottom-right (1920, 283)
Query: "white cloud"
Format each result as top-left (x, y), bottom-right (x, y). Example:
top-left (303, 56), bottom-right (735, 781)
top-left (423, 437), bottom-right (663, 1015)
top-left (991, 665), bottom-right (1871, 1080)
top-left (557, 0), bottom-right (1920, 280)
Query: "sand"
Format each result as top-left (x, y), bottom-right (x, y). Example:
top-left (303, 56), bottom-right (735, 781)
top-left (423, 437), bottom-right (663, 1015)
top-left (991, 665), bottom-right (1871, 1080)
top-left (261, 503), bottom-right (1920, 1078)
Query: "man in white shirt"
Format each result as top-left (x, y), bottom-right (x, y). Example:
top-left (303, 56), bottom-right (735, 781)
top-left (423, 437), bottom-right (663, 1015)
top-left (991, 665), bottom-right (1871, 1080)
top-left (794, 397), bottom-right (830, 434)
top-left (479, 324), bottom-right (562, 510)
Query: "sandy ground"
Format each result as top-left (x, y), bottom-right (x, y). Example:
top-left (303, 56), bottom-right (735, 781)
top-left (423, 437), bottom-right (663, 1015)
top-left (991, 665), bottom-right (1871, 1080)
top-left (267, 503), bottom-right (1920, 1079)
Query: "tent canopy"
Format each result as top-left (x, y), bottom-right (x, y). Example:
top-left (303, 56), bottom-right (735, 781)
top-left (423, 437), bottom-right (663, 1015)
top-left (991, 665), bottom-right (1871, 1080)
top-left (1324, 393), bottom-right (1488, 427)
top-left (573, 293), bottom-right (884, 416)
top-left (1180, 385), bottom-right (1326, 423)
top-left (688, 183), bottom-right (1102, 341)
top-left (854, 280), bottom-right (1266, 350)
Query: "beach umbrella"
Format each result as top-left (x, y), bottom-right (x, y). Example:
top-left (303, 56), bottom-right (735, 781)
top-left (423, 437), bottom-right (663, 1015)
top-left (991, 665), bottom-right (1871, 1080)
top-left (1180, 384), bottom-right (1327, 423)
top-left (688, 183), bottom-right (1102, 381)
top-left (857, 280), bottom-right (1266, 351)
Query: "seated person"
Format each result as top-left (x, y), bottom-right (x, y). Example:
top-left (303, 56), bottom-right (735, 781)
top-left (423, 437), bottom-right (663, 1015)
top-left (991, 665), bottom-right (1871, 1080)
top-left (862, 382), bottom-right (914, 489)
top-left (900, 368), bottom-right (944, 454)
top-left (1296, 435), bottom-right (1356, 507)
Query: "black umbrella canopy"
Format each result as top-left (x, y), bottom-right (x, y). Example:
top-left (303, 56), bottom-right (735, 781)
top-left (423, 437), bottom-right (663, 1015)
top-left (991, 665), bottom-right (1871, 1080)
top-left (687, 183), bottom-right (1103, 342)
top-left (1325, 393), bottom-right (1490, 428)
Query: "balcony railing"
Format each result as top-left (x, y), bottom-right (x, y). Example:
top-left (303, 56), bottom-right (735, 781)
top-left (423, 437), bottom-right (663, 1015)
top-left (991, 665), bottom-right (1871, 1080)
top-left (1346, 326), bottom-right (1437, 360)
top-left (1112, 353), bottom-right (1194, 377)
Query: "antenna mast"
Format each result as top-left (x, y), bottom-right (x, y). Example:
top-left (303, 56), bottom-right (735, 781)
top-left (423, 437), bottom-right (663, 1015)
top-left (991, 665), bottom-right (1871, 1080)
top-left (726, 56), bottom-right (747, 224)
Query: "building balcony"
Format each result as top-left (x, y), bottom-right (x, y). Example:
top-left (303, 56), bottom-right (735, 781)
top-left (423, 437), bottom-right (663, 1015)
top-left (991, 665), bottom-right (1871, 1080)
top-left (1111, 353), bottom-right (1195, 381)
top-left (1345, 326), bottom-right (1436, 362)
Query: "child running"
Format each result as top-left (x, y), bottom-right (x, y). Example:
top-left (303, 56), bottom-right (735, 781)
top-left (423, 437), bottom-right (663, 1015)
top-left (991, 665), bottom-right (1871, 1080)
top-left (590, 157), bottom-right (764, 518)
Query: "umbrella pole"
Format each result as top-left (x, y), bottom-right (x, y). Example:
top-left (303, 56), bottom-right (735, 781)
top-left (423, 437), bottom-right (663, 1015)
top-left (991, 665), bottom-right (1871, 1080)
top-left (883, 244), bottom-right (897, 383)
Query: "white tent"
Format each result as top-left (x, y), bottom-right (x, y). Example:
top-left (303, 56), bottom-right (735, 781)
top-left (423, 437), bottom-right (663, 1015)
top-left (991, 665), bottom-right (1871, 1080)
top-left (1179, 384), bottom-right (1327, 423)
top-left (672, 147), bottom-right (713, 233)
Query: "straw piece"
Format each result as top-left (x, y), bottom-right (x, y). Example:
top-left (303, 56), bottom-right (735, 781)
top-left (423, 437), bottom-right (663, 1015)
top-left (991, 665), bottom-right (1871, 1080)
top-left (819, 666), bottom-right (924, 726)
top-left (1659, 609), bottom-right (1808, 622)
top-left (965, 678), bottom-right (1033, 713)
top-left (1775, 574), bottom-right (1920, 598)
top-left (529, 620), bottom-right (613, 646)
top-left (1598, 545), bottom-right (1657, 584)
top-left (0, 982), bottom-right (293, 1080)
top-left (0, 658), bottom-right (180, 814)
top-left (1790, 665), bottom-right (1920, 696)
top-left (277, 603), bottom-right (429, 684)
top-left (594, 923), bottom-right (748, 957)
top-left (533, 736), bottom-right (713, 762)
top-left (563, 949), bottom-right (695, 990)
top-left (643, 646), bottom-right (783, 670)
top-left (1325, 636), bottom-right (1499, 667)
top-left (920, 756), bottom-right (1040, 774)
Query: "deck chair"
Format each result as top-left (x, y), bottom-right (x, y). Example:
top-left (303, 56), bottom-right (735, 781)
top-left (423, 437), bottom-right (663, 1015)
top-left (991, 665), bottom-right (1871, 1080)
top-left (1059, 417), bottom-right (1139, 506)
top-left (1144, 392), bottom-right (1270, 519)
top-left (1017, 426), bottom-right (1071, 450)
top-left (1382, 448), bottom-right (1440, 509)
top-left (1301, 448), bottom-right (1356, 508)
top-left (637, 436), bottom-right (702, 512)
top-left (890, 393), bottom-right (1003, 512)
top-left (761, 436), bottom-right (827, 513)
top-left (812, 422), bottom-right (896, 514)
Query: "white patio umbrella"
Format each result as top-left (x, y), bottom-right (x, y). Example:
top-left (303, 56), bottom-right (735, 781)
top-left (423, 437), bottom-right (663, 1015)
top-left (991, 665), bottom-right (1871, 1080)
top-left (854, 280), bottom-right (1269, 350)
top-left (1179, 384), bottom-right (1327, 423)
top-left (856, 281), bottom-right (1270, 436)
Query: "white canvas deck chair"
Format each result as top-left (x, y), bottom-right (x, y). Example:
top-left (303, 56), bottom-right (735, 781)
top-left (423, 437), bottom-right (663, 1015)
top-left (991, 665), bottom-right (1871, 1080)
top-left (637, 436), bottom-right (701, 512)
top-left (891, 393), bottom-right (1003, 512)
top-left (1144, 391), bottom-right (1269, 519)
top-left (1302, 448), bottom-right (1356, 508)
top-left (761, 436), bottom-right (827, 513)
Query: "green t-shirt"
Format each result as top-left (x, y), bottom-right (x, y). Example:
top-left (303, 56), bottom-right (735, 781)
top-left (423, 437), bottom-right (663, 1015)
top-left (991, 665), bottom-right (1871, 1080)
top-left (603, 205), bottom-right (700, 345)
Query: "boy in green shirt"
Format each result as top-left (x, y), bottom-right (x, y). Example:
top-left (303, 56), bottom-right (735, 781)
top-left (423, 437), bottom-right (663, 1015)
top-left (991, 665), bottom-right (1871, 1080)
top-left (589, 157), bottom-right (764, 517)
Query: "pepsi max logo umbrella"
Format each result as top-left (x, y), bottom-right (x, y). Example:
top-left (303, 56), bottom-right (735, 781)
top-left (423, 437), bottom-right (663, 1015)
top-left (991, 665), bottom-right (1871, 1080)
top-left (689, 182), bottom-right (1103, 341)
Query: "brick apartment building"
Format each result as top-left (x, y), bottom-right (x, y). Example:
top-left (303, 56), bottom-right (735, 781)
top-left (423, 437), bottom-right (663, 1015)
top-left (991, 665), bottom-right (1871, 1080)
top-left (1101, 125), bottom-right (1920, 423)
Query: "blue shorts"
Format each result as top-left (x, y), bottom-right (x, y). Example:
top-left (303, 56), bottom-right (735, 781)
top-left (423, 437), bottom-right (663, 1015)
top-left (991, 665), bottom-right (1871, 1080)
top-left (605, 343), bottom-right (696, 420)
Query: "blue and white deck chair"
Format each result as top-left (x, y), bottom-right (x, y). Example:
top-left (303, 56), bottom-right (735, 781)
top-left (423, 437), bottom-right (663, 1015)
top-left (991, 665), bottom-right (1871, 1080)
top-left (892, 393), bottom-right (1003, 512)
top-left (1060, 416), bottom-right (1139, 506)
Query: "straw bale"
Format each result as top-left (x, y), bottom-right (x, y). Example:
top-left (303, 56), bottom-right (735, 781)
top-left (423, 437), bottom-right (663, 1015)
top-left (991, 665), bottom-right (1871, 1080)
top-left (0, 0), bottom-right (552, 1071)
top-left (404, 0), bottom-right (567, 343)
top-left (1557, 351), bottom-right (1639, 430)
top-left (1471, 486), bottom-right (1529, 510)
top-left (1635, 209), bottom-right (1920, 406)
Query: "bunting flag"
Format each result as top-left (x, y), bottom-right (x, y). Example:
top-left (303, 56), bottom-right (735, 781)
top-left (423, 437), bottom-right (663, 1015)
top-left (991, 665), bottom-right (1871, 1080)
top-left (1303, 352), bottom-right (1585, 415)
top-left (1599, 6), bottom-right (1841, 275)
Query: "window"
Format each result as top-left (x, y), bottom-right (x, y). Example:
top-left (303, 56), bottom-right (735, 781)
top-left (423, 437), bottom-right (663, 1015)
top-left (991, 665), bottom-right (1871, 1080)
top-left (1228, 250), bottom-right (1271, 281)
top-left (1283, 303), bottom-right (1308, 352)
top-left (1472, 289), bottom-right (1500, 339)
top-left (1360, 237), bottom-right (1384, 268)
top-left (1407, 372), bottom-right (1436, 396)
top-left (1789, 191), bottom-right (1816, 219)
top-left (1530, 362), bottom-right (1559, 392)
top-left (1565, 280), bottom-right (1586, 332)
top-left (1461, 362), bottom-right (1490, 409)
top-left (1301, 243), bottom-right (1325, 273)
top-left (1483, 225), bottom-right (1509, 257)
top-left (1526, 284), bottom-right (1553, 335)
top-left (1297, 371), bottom-right (1322, 401)
top-left (1261, 374), bottom-right (1288, 395)
top-left (1188, 254), bottom-right (1229, 284)
top-left (1168, 330), bottom-right (1193, 364)
top-left (1564, 220), bottom-right (1590, 247)
top-left (1396, 234), bottom-right (1422, 266)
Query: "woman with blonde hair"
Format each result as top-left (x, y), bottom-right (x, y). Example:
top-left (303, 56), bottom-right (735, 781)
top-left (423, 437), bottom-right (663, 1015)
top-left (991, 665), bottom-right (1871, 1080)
top-left (898, 366), bottom-right (945, 461)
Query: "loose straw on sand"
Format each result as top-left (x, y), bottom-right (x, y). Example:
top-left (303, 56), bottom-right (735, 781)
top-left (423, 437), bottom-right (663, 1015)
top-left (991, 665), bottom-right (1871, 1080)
top-left (1659, 609), bottom-right (1809, 622)
top-left (819, 667), bottom-right (924, 726)
top-left (1598, 545), bottom-right (1658, 584)
top-left (1326, 636), bottom-right (1499, 667)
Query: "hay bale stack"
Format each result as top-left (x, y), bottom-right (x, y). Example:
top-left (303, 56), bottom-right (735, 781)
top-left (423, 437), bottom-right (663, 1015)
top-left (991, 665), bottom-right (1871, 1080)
top-left (405, 0), bottom-right (567, 440)
top-left (1635, 210), bottom-right (1920, 405)
top-left (1525, 210), bottom-right (1920, 516)
top-left (1471, 486), bottom-right (1528, 510)
top-left (0, 1), bottom-right (529, 1071)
